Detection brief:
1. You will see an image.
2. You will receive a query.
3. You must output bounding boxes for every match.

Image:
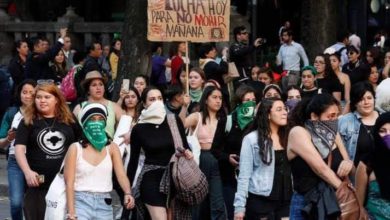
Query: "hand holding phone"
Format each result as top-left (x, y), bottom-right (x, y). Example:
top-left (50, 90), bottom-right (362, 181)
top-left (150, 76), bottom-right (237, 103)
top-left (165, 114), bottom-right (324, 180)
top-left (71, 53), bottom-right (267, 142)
top-left (122, 79), bottom-right (130, 92)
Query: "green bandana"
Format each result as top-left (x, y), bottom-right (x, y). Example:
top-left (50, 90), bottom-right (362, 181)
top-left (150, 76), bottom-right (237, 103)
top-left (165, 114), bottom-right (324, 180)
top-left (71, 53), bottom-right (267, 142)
top-left (236, 101), bottom-right (256, 130)
top-left (83, 120), bottom-right (108, 152)
top-left (189, 89), bottom-right (203, 102)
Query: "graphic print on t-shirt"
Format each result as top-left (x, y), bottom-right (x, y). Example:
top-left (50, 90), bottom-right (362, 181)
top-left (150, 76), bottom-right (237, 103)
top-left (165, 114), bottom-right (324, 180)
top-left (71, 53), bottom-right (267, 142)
top-left (37, 128), bottom-right (66, 156)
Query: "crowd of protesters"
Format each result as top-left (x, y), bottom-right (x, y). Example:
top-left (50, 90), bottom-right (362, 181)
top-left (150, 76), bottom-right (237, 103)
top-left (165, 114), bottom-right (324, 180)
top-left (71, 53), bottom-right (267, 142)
top-left (0, 23), bottom-right (390, 220)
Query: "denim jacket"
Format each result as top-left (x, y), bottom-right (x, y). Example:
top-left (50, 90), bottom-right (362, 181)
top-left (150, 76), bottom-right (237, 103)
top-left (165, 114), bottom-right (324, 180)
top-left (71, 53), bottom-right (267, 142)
top-left (338, 111), bottom-right (362, 162)
top-left (234, 131), bottom-right (275, 214)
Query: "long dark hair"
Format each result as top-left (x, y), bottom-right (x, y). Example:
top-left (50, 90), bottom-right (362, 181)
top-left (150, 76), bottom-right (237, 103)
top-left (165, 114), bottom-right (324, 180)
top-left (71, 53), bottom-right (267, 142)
top-left (253, 98), bottom-right (287, 165)
top-left (371, 112), bottom-right (390, 200)
top-left (199, 86), bottom-right (226, 124)
top-left (288, 93), bottom-right (339, 128)
top-left (317, 54), bottom-right (339, 81)
top-left (14, 79), bottom-right (37, 107)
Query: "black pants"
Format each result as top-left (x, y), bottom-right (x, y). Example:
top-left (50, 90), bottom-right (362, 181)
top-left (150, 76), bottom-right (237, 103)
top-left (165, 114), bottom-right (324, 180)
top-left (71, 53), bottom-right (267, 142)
top-left (24, 187), bottom-right (48, 220)
top-left (245, 193), bottom-right (290, 220)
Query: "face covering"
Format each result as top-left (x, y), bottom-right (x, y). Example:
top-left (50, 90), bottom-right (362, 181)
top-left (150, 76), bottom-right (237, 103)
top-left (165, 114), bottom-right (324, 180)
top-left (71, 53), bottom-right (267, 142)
top-left (305, 119), bottom-right (338, 158)
top-left (285, 99), bottom-right (300, 112)
top-left (83, 120), bottom-right (108, 152)
top-left (383, 135), bottom-right (390, 150)
top-left (138, 101), bottom-right (167, 125)
top-left (236, 101), bottom-right (256, 130)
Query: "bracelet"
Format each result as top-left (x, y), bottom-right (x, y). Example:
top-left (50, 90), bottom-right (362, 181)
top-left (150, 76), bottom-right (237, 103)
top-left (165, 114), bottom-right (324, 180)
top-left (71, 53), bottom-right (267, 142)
top-left (124, 192), bottom-right (132, 196)
top-left (66, 213), bottom-right (78, 220)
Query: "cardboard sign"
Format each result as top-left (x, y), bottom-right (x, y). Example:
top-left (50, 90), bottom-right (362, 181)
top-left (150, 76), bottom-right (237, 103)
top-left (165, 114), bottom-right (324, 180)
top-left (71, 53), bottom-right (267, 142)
top-left (147, 0), bottom-right (230, 42)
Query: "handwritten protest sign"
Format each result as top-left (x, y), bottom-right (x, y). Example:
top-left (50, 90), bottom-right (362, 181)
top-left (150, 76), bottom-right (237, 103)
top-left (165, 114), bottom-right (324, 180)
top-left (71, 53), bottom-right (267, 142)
top-left (147, 0), bottom-right (230, 42)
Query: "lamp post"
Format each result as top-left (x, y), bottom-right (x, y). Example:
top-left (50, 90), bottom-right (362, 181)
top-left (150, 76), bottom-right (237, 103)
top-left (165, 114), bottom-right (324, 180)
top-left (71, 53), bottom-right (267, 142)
top-left (252, 0), bottom-right (258, 64)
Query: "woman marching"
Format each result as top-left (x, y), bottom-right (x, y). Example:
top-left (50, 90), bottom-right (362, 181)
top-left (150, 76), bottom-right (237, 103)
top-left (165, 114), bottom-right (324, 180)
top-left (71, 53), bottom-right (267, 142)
top-left (128, 87), bottom-right (193, 220)
top-left (15, 82), bottom-right (81, 220)
top-left (64, 103), bottom-right (135, 220)
top-left (287, 94), bottom-right (354, 219)
top-left (0, 79), bottom-right (36, 220)
top-left (234, 97), bottom-right (292, 220)
top-left (180, 86), bottom-right (227, 220)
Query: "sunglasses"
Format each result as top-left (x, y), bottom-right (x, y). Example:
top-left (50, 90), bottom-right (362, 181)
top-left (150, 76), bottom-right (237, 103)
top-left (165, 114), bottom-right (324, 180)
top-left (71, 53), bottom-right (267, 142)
top-left (348, 51), bottom-right (357, 55)
top-left (37, 79), bottom-right (55, 85)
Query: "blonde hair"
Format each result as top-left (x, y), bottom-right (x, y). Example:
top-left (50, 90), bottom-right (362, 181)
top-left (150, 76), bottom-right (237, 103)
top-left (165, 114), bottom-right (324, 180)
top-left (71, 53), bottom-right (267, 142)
top-left (24, 83), bottom-right (75, 125)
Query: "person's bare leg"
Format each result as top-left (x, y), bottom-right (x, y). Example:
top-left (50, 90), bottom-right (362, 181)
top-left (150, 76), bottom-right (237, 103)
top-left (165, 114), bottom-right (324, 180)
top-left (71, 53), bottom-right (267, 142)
top-left (145, 204), bottom-right (168, 220)
top-left (167, 208), bottom-right (173, 220)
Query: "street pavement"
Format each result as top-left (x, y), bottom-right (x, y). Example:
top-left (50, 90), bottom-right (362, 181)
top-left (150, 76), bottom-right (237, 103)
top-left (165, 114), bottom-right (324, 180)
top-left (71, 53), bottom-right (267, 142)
top-left (0, 154), bottom-right (10, 219)
top-left (0, 154), bottom-right (125, 219)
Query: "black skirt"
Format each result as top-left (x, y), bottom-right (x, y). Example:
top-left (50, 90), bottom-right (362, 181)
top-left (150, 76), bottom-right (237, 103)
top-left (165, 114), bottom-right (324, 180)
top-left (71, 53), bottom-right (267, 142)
top-left (140, 169), bottom-right (167, 206)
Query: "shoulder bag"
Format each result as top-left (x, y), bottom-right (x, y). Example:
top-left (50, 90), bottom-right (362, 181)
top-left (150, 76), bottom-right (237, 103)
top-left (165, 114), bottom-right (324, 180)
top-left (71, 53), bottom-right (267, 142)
top-left (328, 152), bottom-right (369, 220)
top-left (167, 114), bottom-right (208, 205)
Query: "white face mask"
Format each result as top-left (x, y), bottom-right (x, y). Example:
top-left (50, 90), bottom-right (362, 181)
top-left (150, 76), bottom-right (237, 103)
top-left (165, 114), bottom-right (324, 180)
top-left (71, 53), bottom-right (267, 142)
top-left (139, 101), bottom-right (166, 125)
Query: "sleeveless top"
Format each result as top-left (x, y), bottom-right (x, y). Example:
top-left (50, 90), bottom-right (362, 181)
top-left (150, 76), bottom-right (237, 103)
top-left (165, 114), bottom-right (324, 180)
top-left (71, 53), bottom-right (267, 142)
top-left (74, 143), bottom-right (113, 193)
top-left (196, 113), bottom-right (215, 144)
top-left (291, 147), bottom-right (342, 194)
top-left (81, 100), bottom-right (116, 138)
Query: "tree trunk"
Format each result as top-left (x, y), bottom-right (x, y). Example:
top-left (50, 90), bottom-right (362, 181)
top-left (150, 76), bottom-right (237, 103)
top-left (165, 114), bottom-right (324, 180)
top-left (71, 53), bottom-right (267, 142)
top-left (113, 0), bottom-right (151, 100)
top-left (300, 0), bottom-right (338, 61)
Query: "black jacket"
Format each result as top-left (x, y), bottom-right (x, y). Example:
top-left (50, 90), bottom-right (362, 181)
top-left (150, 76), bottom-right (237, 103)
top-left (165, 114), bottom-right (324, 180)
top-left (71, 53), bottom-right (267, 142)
top-left (302, 181), bottom-right (340, 220)
top-left (229, 42), bottom-right (257, 79)
top-left (8, 56), bottom-right (26, 89)
top-left (25, 41), bottom-right (63, 80)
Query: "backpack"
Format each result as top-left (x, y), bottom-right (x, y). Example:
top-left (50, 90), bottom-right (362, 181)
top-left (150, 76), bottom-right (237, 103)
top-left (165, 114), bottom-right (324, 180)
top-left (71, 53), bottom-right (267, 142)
top-left (61, 64), bottom-right (82, 101)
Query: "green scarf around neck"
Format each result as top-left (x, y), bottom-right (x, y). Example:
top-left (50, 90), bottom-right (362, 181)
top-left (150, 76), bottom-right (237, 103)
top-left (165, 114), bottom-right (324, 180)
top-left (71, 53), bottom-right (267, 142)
top-left (189, 89), bottom-right (203, 102)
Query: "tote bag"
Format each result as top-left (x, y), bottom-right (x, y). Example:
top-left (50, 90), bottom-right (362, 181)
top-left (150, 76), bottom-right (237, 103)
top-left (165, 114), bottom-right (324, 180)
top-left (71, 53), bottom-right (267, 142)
top-left (186, 112), bottom-right (201, 165)
top-left (44, 162), bottom-right (66, 220)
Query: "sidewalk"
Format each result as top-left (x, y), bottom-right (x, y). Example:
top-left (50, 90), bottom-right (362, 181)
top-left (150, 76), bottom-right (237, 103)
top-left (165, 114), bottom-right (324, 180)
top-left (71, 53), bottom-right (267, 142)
top-left (0, 154), bottom-right (8, 197)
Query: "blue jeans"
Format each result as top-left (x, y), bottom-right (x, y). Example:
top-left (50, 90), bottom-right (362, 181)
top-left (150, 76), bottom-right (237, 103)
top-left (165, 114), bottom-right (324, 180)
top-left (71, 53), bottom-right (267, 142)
top-left (7, 155), bottom-right (25, 220)
top-left (75, 191), bottom-right (113, 220)
top-left (192, 151), bottom-right (227, 220)
top-left (289, 192), bottom-right (306, 220)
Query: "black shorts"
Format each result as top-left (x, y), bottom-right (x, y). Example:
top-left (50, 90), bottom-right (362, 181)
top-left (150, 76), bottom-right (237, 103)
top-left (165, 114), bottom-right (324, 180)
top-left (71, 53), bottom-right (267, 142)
top-left (245, 193), bottom-right (290, 220)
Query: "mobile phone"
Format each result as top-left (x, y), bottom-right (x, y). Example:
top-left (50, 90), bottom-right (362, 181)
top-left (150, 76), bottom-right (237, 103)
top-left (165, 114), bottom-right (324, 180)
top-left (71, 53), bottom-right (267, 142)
top-left (260, 38), bottom-right (267, 44)
top-left (122, 79), bottom-right (130, 92)
top-left (37, 174), bottom-right (45, 184)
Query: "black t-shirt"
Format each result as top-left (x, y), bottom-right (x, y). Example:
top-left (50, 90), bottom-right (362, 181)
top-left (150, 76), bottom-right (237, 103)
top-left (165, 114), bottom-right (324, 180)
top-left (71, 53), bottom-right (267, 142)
top-left (354, 124), bottom-right (374, 166)
top-left (15, 117), bottom-right (80, 189)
